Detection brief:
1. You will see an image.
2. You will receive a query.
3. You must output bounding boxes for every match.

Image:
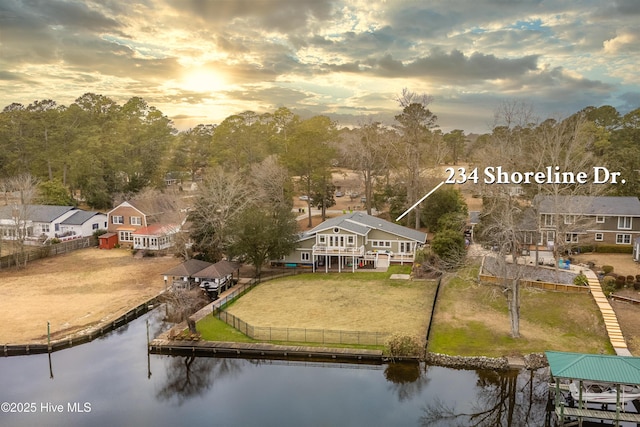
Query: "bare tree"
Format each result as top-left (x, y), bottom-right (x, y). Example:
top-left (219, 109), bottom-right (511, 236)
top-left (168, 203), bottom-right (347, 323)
top-left (250, 155), bottom-right (292, 210)
top-left (4, 174), bottom-right (39, 268)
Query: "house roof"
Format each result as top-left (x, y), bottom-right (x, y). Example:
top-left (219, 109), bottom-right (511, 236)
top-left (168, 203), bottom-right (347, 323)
top-left (535, 196), bottom-right (640, 216)
top-left (193, 260), bottom-right (240, 279)
top-left (163, 259), bottom-right (212, 277)
top-left (60, 210), bottom-right (104, 226)
top-left (305, 212), bottom-right (427, 243)
top-left (546, 351), bottom-right (640, 385)
top-left (0, 204), bottom-right (76, 222)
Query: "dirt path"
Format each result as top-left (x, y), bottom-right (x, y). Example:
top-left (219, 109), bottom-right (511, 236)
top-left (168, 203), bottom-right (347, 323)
top-left (0, 248), bottom-right (180, 344)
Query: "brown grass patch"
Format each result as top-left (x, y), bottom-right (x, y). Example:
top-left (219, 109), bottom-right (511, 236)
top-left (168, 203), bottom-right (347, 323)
top-left (0, 248), bottom-right (181, 344)
top-left (226, 275), bottom-right (437, 335)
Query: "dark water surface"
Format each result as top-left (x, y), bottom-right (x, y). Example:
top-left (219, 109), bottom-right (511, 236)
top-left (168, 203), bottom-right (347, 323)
top-left (0, 308), bottom-right (552, 426)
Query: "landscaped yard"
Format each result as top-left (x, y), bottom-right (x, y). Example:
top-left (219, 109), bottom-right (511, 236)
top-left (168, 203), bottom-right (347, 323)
top-left (0, 248), bottom-right (180, 344)
top-left (429, 265), bottom-right (614, 357)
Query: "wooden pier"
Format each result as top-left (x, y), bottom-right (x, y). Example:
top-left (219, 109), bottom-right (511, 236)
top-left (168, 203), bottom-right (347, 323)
top-left (556, 406), bottom-right (640, 424)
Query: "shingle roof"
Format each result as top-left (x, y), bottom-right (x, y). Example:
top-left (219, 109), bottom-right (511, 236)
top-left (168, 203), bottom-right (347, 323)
top-left (546, 351), bottom-right (640, 385)
top-left (306, 212), bottom-right (427, 242)
top-left (162, 259), bottom-right (212, 277)
top-left (0, 204), bottom-right (76, 222)
top-left (535, 196), bottom-right (640, 216)
top-left (193, 260), bottom-right (240, 279)
top-left (60, 210), bottom-right (103, 225)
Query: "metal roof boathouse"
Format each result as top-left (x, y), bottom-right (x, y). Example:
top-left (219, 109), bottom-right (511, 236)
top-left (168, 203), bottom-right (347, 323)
top-left (546, 351), bottom-right (640, 426)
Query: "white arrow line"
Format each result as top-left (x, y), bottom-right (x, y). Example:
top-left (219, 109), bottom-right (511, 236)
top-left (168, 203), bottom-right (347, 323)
top-left (395, 180), bottom-right (446, 222)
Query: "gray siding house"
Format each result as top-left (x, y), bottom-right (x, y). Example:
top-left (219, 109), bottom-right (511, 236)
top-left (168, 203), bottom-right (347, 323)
top-left (277, 212), bottom-right (427, 272)
top-left (534, 195), bottom-right (640, 249)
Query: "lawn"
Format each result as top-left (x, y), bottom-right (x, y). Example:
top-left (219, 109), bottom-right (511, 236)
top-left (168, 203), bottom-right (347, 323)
top-left (428, 264), bottom-right (614, 357)
top-left (220, 266), bottom-right (437, 337)
top-left (0, 248), bottom-right (180, 343)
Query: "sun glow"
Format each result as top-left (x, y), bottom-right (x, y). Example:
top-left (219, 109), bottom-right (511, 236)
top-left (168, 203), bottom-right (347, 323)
top-left (179, 67), bottom-right (227, 93)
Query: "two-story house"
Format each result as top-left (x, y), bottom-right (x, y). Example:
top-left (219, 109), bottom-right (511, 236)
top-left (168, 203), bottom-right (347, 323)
top-left (533, 195), bottom-right (640, 249)
top-left (277, 212), bottom-right (427, 272)
top-left (106, 198), bottom-right (180, 250)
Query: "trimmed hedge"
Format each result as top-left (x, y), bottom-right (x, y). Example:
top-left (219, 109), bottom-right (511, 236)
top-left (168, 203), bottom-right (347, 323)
top-left (577, 245), bottom-right (633, 254)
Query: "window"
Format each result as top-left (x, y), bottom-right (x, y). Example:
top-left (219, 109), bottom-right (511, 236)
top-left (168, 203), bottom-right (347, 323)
top-left (543, 214), bottom-right (555, 227)
top-left (596, 216), bottom-right (605, 223)
top-left (92, 223), bottom-right (99, 230)
top-left (130, 216), bottom-right (142, 226)
top-left (565, 233), bottom-right (578, 243)
top-left (347, 236), bottom-right (354, 245)
top-left (119, 230), bottom-right (133, 242)
top-left (112, 215), bottom-right (124, 224)
top-left (564, 215), bottom-right (575, 225)
top-left (371, 240), bottom-right (391, 248)
top-left (616, 234), bottom-right (631, 244)
top-left (595, 232), bottom-right (603, 241)
top-left (301, 252), bottom-right (310, 261)
top-left (318, 235), bottom-right (326, 245)
top-left (41, 224), bottom-right (50, 233)
top-left (618, 216), bottom-right (632, 230)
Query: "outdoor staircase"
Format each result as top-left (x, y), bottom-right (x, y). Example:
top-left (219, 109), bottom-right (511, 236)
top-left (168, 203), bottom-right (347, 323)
top-left (583, 269), bottom-right (632, 356)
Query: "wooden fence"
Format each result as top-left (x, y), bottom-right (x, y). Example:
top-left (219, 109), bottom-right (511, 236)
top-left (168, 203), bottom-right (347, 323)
top-left (478, 273), bottom-right (590, 294)
top-left (0, 236), bottom-right (97, 269)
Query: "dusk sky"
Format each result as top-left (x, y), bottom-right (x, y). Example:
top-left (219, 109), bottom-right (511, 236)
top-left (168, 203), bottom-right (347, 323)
top-left (1, 0), bottom-right (639, 133)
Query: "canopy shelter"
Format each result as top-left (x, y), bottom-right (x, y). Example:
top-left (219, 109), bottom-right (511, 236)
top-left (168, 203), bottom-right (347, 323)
top-left (546, 351), bottom-right (640, 426)
top-left (193, 260), bottom-right (241, 296)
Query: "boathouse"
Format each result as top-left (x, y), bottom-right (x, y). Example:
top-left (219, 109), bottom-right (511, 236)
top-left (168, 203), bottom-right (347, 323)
top-left (546, 351), bottom-right (640, 426)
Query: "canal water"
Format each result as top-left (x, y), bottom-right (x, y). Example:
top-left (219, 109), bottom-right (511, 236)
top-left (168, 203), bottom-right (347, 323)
top-left (0, 308), bottom-right (552, 427)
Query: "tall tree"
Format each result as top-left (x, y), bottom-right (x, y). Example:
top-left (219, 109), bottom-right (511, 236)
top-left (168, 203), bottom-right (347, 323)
top-left (282, 115), bottom-right (337, 228)
top-left (394, 89), bottom-right (440, 228)
top-left (443, 129), bottom-right (466, 165)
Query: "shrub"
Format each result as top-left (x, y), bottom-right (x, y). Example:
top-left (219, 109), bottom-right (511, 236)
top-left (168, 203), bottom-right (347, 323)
top-left (602, 281), bottom-right (617, 297)
top-left (627, 275), bottom-right (635, 284)
top-left (602, 265), bottom-right (614, 274)
top-left (635, 282), bottom-right (640, 291)
top-left (573, 274), bottom-right (589, 286)
top-left (615, 276), bottom-right (626, 289)
top-left (636, 275), bottom-right (640, 282)
top-left (602, 276), bottom-right (616, 287)
top-left (385, 334), bottom-right (424, 360)
top-left (595, 245), bottom-right (633, 254)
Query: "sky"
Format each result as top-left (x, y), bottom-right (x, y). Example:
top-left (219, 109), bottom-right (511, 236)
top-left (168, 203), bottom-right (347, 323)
top-left (1, 0), bottom-right (639, 134)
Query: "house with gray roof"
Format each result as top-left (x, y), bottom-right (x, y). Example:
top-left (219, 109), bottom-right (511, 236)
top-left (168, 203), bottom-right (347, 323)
top-left (59, 211), bottom-right (108, 241)
top-left (0, 204), bottom-right (79, 242)
top-left (533, 195), bottom-right (640, 249)
top-left (276, 212), bottom-right (427, 272)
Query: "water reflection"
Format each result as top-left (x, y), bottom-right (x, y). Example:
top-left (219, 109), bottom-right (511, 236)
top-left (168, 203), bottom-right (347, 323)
top-left (420, 367), bottom-right (551, 426)
top-left (156, 356), bottom-right (243, 406)
top-left (384, 362), bottom-right (430, 401)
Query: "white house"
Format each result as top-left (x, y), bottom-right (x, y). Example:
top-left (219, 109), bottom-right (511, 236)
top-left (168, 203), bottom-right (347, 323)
top-left (0, 205), bottom-right (79, 243)
top-left (58, 211), bottom-right (108, 241)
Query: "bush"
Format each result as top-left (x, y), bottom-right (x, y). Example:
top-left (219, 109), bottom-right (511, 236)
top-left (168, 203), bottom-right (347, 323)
top-left (595, 245), bottom-right (633, 254)
top-left (636, 275), bottom-right (640, 282)
top-left (602, 265), bottom-right (614, 274)
top-left (602, 276), bottom-right (617, 287)
top-left (635, 282), bottom-right (640, 291)
top-left (602, 281), bottom-right (617, 297)
top-left (615, 276), bottom-right (626, 289)
top-left (573, 274), bottom-right (589, 286)
top-left (627, 275), bottom-right (635, 284)
top-left (385, 334), bottom-right (424, 360)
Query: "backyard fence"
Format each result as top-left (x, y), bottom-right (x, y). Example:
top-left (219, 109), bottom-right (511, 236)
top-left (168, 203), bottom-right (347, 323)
top-left (216, 310), bottom-right (389, 346)
top-left (0, 237), bottom-right (97, 269)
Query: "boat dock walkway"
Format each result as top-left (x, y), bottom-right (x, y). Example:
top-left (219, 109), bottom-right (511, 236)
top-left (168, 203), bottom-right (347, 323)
top-left (581, 268), bottom-right (632, 356)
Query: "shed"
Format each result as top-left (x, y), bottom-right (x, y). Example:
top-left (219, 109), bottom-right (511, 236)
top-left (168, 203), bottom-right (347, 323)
top-left (98, 232), bottom-right (118, 249)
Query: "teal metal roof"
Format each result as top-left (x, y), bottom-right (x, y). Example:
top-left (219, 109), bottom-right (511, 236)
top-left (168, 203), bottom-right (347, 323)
top-left (546, 351), bottom-right (640, 385)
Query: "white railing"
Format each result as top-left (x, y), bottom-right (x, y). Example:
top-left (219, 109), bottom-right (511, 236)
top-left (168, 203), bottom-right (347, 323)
top-left (312, 244), bottom-right (364, 256)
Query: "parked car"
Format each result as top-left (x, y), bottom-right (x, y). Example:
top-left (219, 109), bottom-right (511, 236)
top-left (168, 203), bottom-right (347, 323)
top-left (299, 195), bottom-right (309, 201)
top-left (335, 191), bottom-right (343, 197)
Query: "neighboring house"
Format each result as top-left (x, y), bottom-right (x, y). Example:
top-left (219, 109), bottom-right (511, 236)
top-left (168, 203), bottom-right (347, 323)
top-left (0, 204), bottom-right (79, 243)
top-left (277, 212), bottom-right (427, 273)
top-left (58, 211), bottom-right (108, 241)
top-left (107, 198), bottom-right (180, 250)
top-left (531, 195), bottom-right (640, 249)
